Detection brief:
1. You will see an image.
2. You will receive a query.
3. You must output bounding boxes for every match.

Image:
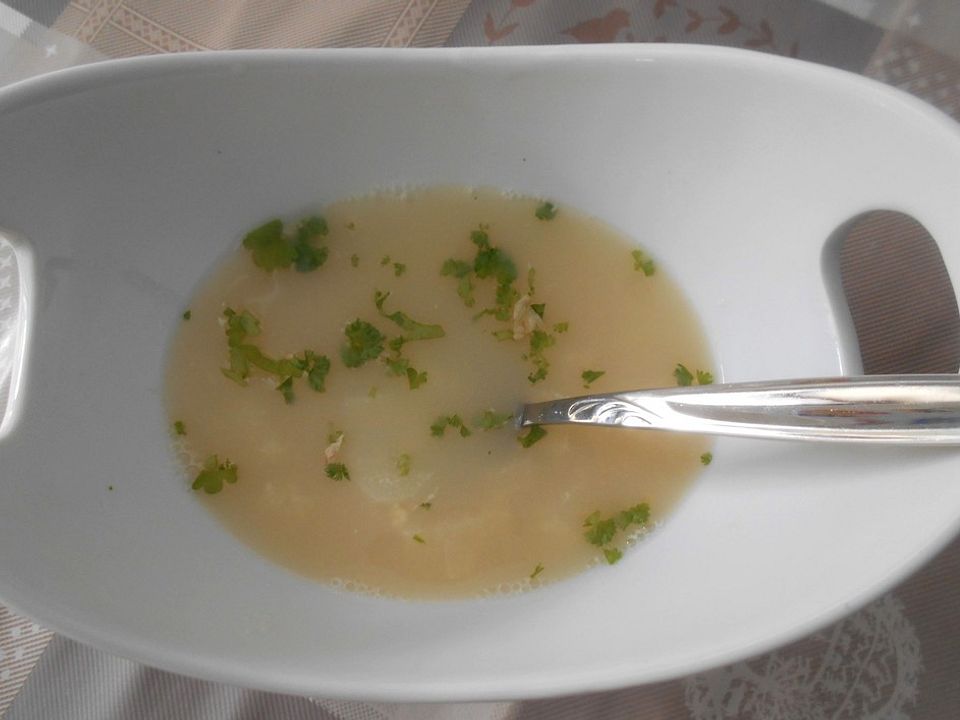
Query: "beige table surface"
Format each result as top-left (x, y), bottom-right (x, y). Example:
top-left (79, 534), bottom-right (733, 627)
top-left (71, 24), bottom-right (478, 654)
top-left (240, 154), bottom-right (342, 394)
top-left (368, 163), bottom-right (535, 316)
top-left (2, 1), bottom-right (960, 718)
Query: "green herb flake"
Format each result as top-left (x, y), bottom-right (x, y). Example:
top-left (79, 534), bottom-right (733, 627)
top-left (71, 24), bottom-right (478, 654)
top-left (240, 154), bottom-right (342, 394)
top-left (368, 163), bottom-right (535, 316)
top-left (581, 369), bottom-right (606, 388)
top-left (350, 253), bottom-right (360, 268)
top-left (631, 249), bottom-right (655, 276)
top-left (442, 258), bottom-right (473, 278)
top-left (385, 356), bottom-right (410, 377)
top-left (616, 503), bottom-right (650, 531)
top-left (219, 307), bottom-right (328, 400)
top-left (518, 424), bottom-right (546, 448)
top-left (302, 351), bottom-right (331, 392)
top-left (474, 409), bottom-right (514, 431)
top-left (241, 215), bottom-right (329, 274)
top-left (182, 310), bottom-right (192, 321)
top-left (535, 201), bottom-right (558, 220)
top-left (325, 462), bottom-right (350, 482)
top-left (700, 452), bottom-right (713, 466)
top-left (406, 367), bottom-right (428, 389)
top-left (413, 534), bottom-right (426, 544)
top-left (296, 215), bottom-right (328, 243)
top-left (419, 501), bottom-right (432, 510)
top-left (191, 455), bottom-right (238, 494)
top-left (553, 321), bottom-right (569, 334)
top-left (584, 516), bottom-right (617, 547)
top-left (276, 376), bottom-right (295, 404)
top-left (530, 302), bottom-right (546, 319)
top-left (673, 363), bottom-right (695, 387)
top-left (397, 453), bottom-right (412, 476)
top-left (473, 241), bottom-right (517, 286)
top-left (393, 262), bottom-right (407, 277)
top-left (340, 320), bottom-right (385, 368)
top-left (530, 563), bottom-right (545, 579)
top-left (374, 291), bottom-right (445, 341)
top-left (380, 255), bottom-right (391, 266)
top-left (603, 548), bottom-right (623, 565)
top-left (243, 219), bottom-right (294, 271)
top-left (173, 420), bottom-right (187, 436)
top-left (527, 330), bottom-right (555, 384)
top-left (583, 503), bottom-right (650, 563)
top-left (431, 414), bottom-right (472, 438)
top-left (675, 363), bottom-right (714, 387)
top-left (108, 485), bottom-right (114, 491)
top-left (292, 238), bottom-right (328, 273)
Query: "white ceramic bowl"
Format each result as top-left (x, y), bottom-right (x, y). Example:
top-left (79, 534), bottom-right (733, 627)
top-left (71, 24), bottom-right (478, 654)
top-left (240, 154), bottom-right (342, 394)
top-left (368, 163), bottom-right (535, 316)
top-left (1, 46), bottom-right (960, 701)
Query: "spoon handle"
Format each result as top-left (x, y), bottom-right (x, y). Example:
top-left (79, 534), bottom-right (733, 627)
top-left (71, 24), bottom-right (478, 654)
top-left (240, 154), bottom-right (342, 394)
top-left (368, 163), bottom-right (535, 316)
top-left (519, 374), bottom-right (960, 444)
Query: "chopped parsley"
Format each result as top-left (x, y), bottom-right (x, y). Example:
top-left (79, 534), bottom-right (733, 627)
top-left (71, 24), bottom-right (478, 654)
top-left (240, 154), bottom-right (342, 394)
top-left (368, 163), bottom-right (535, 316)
top-left (242, 215), bottom-right (330, 273)
top-left (530, 563), bottom-right (545, 579)
top-left (442, 226), bottom-right (566, 385)
top-left (220, 307), bottom-right (330, 403)
top-left (431, 414), bottom-right (472, 438)
top-left (300, 351), bottom-right (332, 392)
top-left (673, 363), bottom-right (694, 386)
top-left (553, 321), bottom-right (569, 333)
top-left (583, 513), bottom-right (617, 546)
top-left (583, 503), bottom-right (650, 564)
top-left (603, 548), bottom-right (623, 565)
top-left (374, 291), bottom-right (445, 341)
top-left (700, 452), bottom-right (713, 466)
top-left (173, 420), bottom-right (187, 436)
top-left (581, 369), bottom-right (605, 388)
top-left (397, 453), bottom-right (412, 476)
top-left (474, 409), bottom-right (514, 430)
top-left (350, 253), bottom-right (360, 268)
top-left (413, 534), bottom-right (426, 544)
top-left (674, 363), bottom-right (714, 387)
top-left (192, 455), bottom-right (238, 494)
top-left (472, 227), bottom-right (517, 286)
top-left (631, 249), bottom-right (655, 276)
top-left (380, 255), bottom-right (391, 266)
top-left (525, 330), bottom-right (555, 384)
top-left (615, 503), bottom-right (650, 529)
top-left (373, 291), bottom-right (444, 389)
top-left (517, 424), bottom-right (546, 448)
top-left (441, 258), bottom-right (475, 307)
top-left (324, 462), bottom-right (350, 481)
top-left (393, 262), bottom-right (407, 277)
top-left (182, 310), bottom-right (192, 321)
top-left (292, 216), bottom-right (330, 272)
top-left (340, 319), bottom-right (385, 368)
top-left (419, 501), bottom-right (432, 510)
top-left (276, 376), bottom-right (295, 404)
top-left (535, 201), bottom-right (558, 220)
top-left (243, 219), bottom-right (293, 271)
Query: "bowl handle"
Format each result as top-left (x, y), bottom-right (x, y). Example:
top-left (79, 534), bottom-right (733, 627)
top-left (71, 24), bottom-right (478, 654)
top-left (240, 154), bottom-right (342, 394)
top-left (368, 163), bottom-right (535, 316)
top-left (0, 227), bottom-right (35, 441)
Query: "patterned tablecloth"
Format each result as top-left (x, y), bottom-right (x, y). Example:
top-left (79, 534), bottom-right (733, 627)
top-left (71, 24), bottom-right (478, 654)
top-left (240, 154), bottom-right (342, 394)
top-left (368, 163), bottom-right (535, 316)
top-left (2, 1), bottom-right (960, 718)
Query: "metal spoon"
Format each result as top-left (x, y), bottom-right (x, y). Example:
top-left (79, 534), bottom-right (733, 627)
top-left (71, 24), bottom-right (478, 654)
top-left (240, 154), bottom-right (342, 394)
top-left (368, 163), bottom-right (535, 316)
top-left (518, 374), bottom-right (960, 444)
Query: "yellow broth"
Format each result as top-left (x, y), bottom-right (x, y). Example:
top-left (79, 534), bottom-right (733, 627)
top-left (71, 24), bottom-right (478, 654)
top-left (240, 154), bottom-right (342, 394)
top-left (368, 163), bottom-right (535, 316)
top-left (165, 187), bottom-right (713, 598)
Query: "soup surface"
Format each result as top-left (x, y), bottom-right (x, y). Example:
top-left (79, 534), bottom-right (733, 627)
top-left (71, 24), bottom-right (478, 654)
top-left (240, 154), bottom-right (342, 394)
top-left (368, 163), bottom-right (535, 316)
top-left (166, 187), bottom-right (713, 598)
